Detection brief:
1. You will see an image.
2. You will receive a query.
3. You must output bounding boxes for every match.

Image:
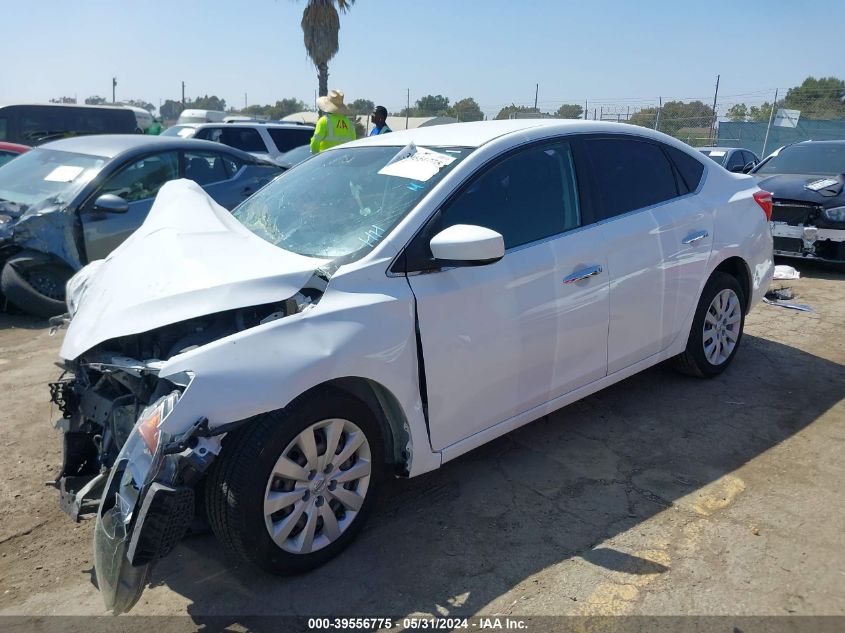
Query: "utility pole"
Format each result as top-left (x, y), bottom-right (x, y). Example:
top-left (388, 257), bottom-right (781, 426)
top-left (244, 92), bottom-right (247, 109)
top-left (181, 81), bottom-right (186, 105)
top-left (534, 83), bottom-right (539, 111)
top-left (654, 97), bottom-right (662, 131)
top-left (112, 77), bottom-right (117, 103)
top-left (762, 88), bottom-right (779, 157)
top-left (405, 88), bottom-right (410, 130)
top-left (709, 74), bottom-right (720, 143)
top-left (584, 100), bottom-right (588, 120)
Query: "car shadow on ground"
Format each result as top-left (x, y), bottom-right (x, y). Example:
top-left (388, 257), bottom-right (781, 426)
top-left (131, 334), bottom-right (845, 624)
top-left (0, 310), bottom-right (50, 331)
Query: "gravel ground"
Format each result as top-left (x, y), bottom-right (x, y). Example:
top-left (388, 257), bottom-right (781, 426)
top-left (0, 262), bottom-right (843, 626)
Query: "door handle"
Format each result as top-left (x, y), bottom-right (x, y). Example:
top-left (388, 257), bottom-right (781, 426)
top-left (682, 230), bottom-right (709, 245)
top-left (563, 265), bottom-right (603, 284)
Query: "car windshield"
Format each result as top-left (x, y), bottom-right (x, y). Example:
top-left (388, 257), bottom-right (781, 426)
top-left (278, 144), bottom-right (312, 166)
top-left (234, 145), bottom-right (471, 260)
top-left (754, 143), bottom-right (845, 176)
top-left (699, 149), bottom-right (727, 165)
top-left (0, 147), bottom-right (105, 212)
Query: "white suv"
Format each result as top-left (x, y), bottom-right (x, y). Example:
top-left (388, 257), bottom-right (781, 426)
top-left (193, 122), bottom-right (314, 165)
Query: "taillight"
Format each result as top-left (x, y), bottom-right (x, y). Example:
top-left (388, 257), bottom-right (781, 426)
top-left (753, 190), bottom-right (773, 221)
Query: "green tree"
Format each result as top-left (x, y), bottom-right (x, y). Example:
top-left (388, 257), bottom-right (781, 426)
top-left (555, 103), bottom-right (584, 119)
top-left (349, 99), bottom-right (375, 115)
top-left (630, 100), bottom-right (714, 137)
top-left (300, 0), bottom-right (354, 97)
top-left (495, 104), bottom-right (541, 120)
top-left (160, 99), bottom-right (184, 121)
top-left (85, 95), bottom-right (107, 105)
top-left (748, 102), bottom-right (775, 122)
top-left (725, 103), bottom-right (748, 121)
top-left (449, 97), bottom-right (484, 121)
top-left (188, 95), bottom-right (226, 111)
top-left (783, 76), bottom-right (845, 119)
top-left (415, 94), bottom-right (451, 116)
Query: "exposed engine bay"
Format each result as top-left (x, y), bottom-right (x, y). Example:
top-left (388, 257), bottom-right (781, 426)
top-left (50, 286), bottom-right (323, 521)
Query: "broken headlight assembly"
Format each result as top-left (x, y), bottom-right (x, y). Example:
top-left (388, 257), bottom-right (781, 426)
top-left (93, 390), bottom-right (196, 614)
top-left (822, 206), bottom-right (845, 222)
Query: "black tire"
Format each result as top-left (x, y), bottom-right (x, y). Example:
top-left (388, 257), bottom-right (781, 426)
top-left (671, 272), bottom-right (746, 378)
top-left (205, 388), bottom-right (384, 575)
top-left (1, 253), bottom-right (71, 318)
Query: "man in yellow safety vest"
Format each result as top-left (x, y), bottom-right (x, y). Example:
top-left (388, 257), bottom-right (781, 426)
top-left (310, 89), bottom-right (356, 153)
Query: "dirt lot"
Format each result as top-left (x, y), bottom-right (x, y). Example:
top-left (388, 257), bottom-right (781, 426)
top-left (1, 263), bottom-right (843, 625)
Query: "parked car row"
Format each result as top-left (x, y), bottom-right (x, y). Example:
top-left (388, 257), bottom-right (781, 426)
top-left (45, 119), bottom-right (776, 613)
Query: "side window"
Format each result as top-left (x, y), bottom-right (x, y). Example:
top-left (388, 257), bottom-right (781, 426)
top-left (584, 138), bottom-right (678, 219)
top-left (742, 151), bottom-right (757, 166)
top-left (99, 152), bottom-right (179, 202)
top-left (437, 142), bottom-right (581, 250)
top-left (0, 117), bottom-right (7, 141)
top-left (221, 127), bottom-right (266, 153)
top-left (726, 150), bottom-right (745, 171)
top-left (195, 127), bottom-right (224, 143)
top-left (665, 145), bottom-right (705, 193)
top-left (268, 128), bottom-right (314, 152)
top-left (221, 154), bottom-right (244, 179)
top-left (183, 151), bottom-right (230, 185)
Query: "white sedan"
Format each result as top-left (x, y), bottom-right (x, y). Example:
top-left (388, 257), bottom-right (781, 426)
top-left (52, 120), bottom-right (774, 613)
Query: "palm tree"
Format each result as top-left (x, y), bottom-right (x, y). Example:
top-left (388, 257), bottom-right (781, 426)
top-left (300, 0), bottom-right (355, 97)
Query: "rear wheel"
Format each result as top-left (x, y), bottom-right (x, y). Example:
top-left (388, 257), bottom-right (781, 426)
top-left (671, 272), bottom-right (745, 378)
top-left (1, 252), bottom-right (71, 317)
top-left (205, 389), bottom-right (383, 574)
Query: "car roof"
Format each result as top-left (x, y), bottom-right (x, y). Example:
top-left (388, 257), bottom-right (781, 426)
top-left (36, 134), bottom-right (256, 160)
top-left (795, 140), bottom-right (845, 146)
top-left (343, 119), bottom-right (693, 150)
top-left (699, 146), bottom-right (738, 152)
top-left (193, 122), bottom-right (315, 130)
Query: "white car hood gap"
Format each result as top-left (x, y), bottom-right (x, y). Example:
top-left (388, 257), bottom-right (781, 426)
top-left (61, 180), bottom-right (327, 360)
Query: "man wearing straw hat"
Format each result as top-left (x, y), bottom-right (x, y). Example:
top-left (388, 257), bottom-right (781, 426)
top-left (310, 89), bottom-right (357, 153)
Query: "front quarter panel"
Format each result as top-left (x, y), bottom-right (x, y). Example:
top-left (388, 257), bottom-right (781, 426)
top-left (155, 272), bottom-right (440, 476)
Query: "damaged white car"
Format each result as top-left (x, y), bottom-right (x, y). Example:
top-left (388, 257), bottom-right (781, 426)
top-left (49, 120), bottom-right (774, 613)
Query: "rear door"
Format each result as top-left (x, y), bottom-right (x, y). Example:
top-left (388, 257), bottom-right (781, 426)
top-left (80, 151), bottom-right (180, 260)
top-left (406, 139), bottom-right (609, 450)
top-left (182, 149), bottom-right (255, 209)
top-left (582, 136), bottom-right (712, 373)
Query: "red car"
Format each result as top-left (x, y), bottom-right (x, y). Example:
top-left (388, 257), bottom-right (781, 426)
top-left (0, 142), bottom-right (30, 167)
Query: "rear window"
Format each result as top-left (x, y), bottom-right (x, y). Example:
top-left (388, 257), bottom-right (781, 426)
top-left (268, 128), bottom-right (314, 152)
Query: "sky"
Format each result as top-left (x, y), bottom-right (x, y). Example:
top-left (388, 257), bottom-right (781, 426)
top-left (3, 0), bottom-right (844, 119)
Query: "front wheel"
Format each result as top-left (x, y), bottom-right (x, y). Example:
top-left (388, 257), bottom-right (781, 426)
top-left (1, 252), bottom-right (72, 317)
top-left (671, 272), bottom-right (746, 378)
top-left (205, 389), bottom-right (384, 575)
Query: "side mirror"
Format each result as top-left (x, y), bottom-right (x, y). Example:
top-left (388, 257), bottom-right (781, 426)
top-left (429, 224), bottom-right (505, 265)
top-left (92, 194), bottom-right (129, 214)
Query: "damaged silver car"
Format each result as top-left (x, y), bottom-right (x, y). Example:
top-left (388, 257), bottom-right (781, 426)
top-left (0, 135), bottom-right (281, 317)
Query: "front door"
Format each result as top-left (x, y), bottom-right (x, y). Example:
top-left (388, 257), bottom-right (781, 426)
top-left (406, 140), bottom-right (609, 450)
top-left (80, 151), bottom-right (179, 261)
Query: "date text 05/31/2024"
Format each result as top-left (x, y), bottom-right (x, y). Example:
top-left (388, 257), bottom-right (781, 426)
top-left (307, 617), bottom-right (529, 630)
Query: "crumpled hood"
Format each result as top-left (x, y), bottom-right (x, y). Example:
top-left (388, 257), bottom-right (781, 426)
top-left (754, 173), bottom-right (845, 208)
top-left (61, 179), bottom-right (327, 360)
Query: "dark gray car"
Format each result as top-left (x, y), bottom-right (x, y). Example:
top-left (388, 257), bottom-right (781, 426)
top-left (0, 135), bottom-right (282, 316)
top-left (698, 146), bottom-right (760, 173)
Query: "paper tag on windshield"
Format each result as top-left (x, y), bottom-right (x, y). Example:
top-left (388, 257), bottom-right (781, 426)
top-left (805, 178), bottom-right (838, 191)
top-left (44, 165), bottom-right (84, 182)
top-left (709, 151), bottom-right (726, 157)
top-left (378, 143), bottom-right (456, 182)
